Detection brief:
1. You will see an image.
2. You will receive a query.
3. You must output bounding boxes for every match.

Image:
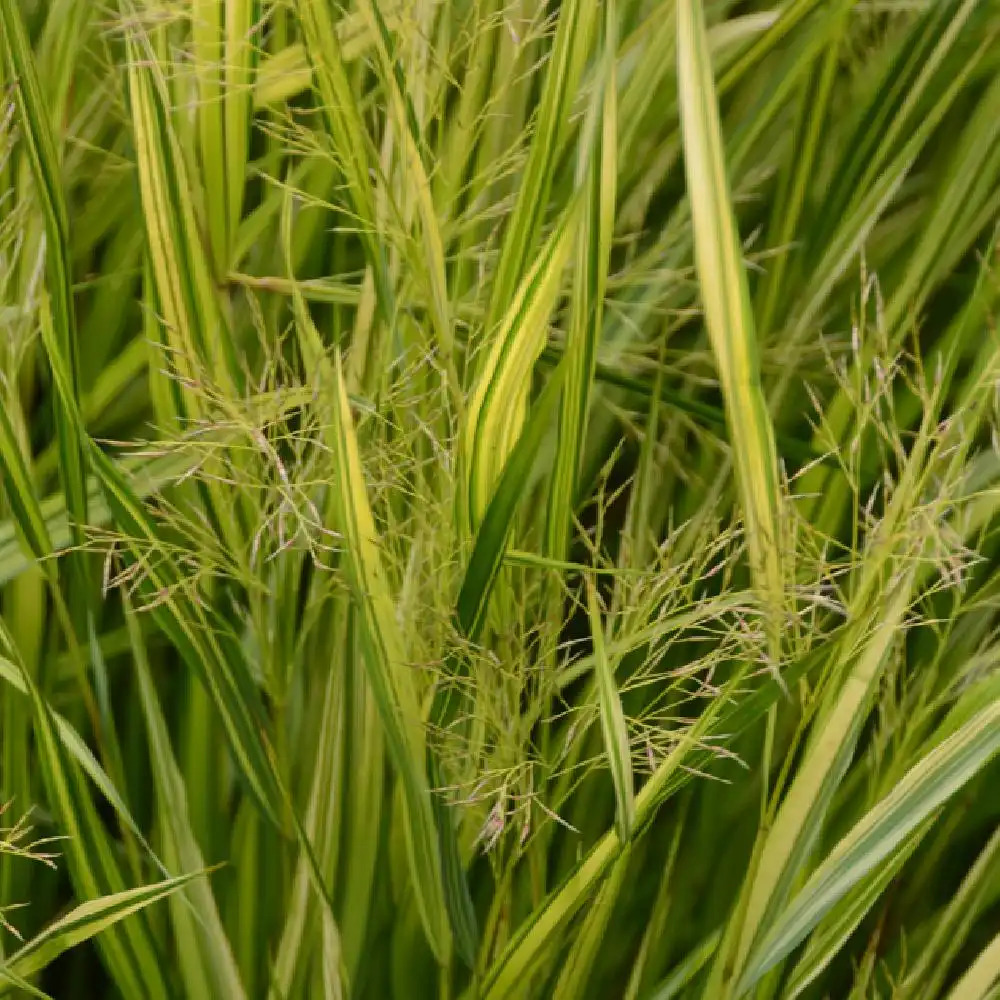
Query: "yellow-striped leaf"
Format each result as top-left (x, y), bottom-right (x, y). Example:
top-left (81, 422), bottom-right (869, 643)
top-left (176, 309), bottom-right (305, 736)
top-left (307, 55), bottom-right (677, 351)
top-left (676, 0), bottom-right (785, 654)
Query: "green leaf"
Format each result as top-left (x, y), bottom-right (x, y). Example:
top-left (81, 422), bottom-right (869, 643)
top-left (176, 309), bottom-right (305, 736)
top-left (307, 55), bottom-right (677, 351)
top-left (88, 445), bottom-right (285, 828)
top-left (2, 872), bottom-right (204, 986)
top-left (0, 0), bottom-right (89, 553)
top-left (0, 621), bottom-right (174, 999)
top-left (785, 821), bottom-right (930, 999)
top-left (945, 932), bottom-right (1000, 1000)
top-left (325, 345), bottom-right (451, 963)
top-left (545, 0), bottom-right (617, 561)
top-left (120, 5), bottom-right (242, 400)
top-left (293, 0), bottom-right (394, 317)
top-left (126, 601), bottom-right (247, 1000)
top-left (463, 206), bottom-right (579, 532)
top-left (457, 361), bottom-right (568, 641)
top-left (676, 0), bottom-right (785, 655)
top-left (585, 579), bottom-right (635, 842)
top-left (739, 700), bottom-right (1000, 992)
top-left (551, 849), bottom-right (632, 1000)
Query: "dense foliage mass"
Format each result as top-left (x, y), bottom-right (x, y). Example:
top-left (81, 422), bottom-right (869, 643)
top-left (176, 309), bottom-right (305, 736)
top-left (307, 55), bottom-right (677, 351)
top-left (0, 1), bottom-right (999, 997)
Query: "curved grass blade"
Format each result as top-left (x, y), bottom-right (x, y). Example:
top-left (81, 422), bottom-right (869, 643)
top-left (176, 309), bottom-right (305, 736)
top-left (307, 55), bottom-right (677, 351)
top-left (902, 825), bottom-right (1000, 1000)
top-left (754, 7), bottom-right (847, 339)
top-left (645, 932), bottom-right (721, 1000)
top-left (192, 0), bottom-right (226, 278)
top-left (463, 206), bottom-right (578, 531)
top-left (793, 38), bottom-right (993, 529)
top-left (483, 0), bottom-right (597, 331)
top-left (0, 966), bottom-right (52, 1000)
top-left (810, 0), bottom-right (984, 259)
top-left (253, 0), bottom-right (432, 108)
top-left (2, 871), bottom-right (203, 987)
top-left (739, 699), bottom-right (1000, 992)
top-left (622, 803), bottom-right (688, 1000)
top-left (457, 361), bottom-right (567, 641)
top-left (428, 749), bottom-right (478, 970)
top-left (784, 821), bottom-right (930, 999)
top-left (0, 653), bottom-right (161, 859)
top-left (713, 263), bottom-right (1000, 994)
top-left (0, 384), bottom-right (318, 587)
top-left (282, 224), bottom-right (453, 961)
top-left (709, 573), bottom-right (916, 998)
top-left (552, 847), bottom-right (631, 1000)
top-left (192, 0), bottom-right (258, 276)
top-left (223, 1), bottom-right (257, 267)
top-left (676, 0), bottom-right (785, 657)
top-left (535, 346), bottom-right (834, 468)
top-left (474, 634), bottom-right (830, 1000)
top-left (0, 404), bottom-right (57, 584)
top-left (356, 0), bottom-right (454, 370)
top-left (335, 635), bottom-right (385, 982)
top-left (476, 663), bottom-right (769, 1000)
top-left (269, 668), bottom-right (346, 1000)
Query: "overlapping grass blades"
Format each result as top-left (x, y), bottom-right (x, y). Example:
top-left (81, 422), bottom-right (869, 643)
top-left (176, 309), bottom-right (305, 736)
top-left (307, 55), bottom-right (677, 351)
top-left (0, 1), bottom-right (998, 998)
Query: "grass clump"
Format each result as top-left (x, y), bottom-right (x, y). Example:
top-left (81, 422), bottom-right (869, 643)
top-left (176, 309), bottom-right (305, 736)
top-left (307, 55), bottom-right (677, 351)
top-left (1, 1), bottom-right (1000, 998)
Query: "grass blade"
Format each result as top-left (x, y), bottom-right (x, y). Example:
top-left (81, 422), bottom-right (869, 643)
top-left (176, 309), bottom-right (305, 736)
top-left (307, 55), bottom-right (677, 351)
top-left (126, 601), bottom-right (247, 1000)
top-left (463, 206), bottom-right (579, 532)
top-left (457, 362), bottom-right (567, 641)
top-left (121, 8), bottom-right (241, 399)
top-left (356, 0), bottom-right (455, 371)
top-left (551, 849), bottom-right (632, 1000)
top-left (483, 0), bottom-right (597, 329)
top-left (325, 346), bottom-right (451, 962)
top-left (88, 445), bottom-right (284, 827)
top-left (0, 0), bottom-right (89, 611)
top-left (585, 579), bottom-right (635, 842)
top-left (676, 0), bottom-right (785, 655)
top-left (546, 0), bottom-right (617, 561)
top-left (739, 700), bottom-right (1000, 991)
top-left (784, 827), bottom-right (929, 999)
top-left (946, 933), bottom-right (1000, 1000)
top-left (0, 621), bottom-right (174, 999)
top-left (293, 0), bottom-right (393, 317)
top-left (0, 404), bottom-right (56, 583)
top-left (4, 872), bottom-right (203, 985)
top-left (0, 652), bottom-right (157, 856)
